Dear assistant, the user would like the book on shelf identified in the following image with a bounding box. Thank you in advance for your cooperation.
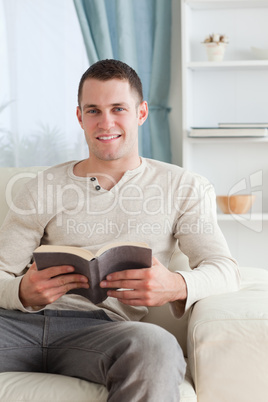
[189,127,268,138]
[218,123,268,128]
[33,242,152,304]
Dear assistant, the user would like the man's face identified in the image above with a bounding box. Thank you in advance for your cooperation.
[76,78,148,163]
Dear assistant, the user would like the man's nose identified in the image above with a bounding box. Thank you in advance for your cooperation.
[98,112,115,130]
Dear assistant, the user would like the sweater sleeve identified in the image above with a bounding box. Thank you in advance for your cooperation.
[170,173,240,318]
[0,185,45,311]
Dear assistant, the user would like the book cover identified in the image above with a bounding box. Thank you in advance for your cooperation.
[33,242,152,304]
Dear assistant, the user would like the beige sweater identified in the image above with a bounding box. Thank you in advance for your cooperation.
[0,158,240,320]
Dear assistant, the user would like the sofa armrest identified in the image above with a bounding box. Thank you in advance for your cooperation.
[187,267,268,402]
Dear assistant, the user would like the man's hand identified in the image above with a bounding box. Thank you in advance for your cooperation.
[100,257,187,307]
[19,262,89,307]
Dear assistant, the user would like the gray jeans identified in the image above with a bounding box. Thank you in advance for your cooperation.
[0,308,186,401]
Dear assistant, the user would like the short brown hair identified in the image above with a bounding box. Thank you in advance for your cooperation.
[77,59,143,107]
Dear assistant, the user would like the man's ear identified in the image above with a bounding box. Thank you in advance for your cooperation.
[138,101,148,126]
[76,106,83,129]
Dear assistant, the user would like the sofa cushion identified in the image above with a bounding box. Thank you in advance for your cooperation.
[0,361,196,402]
[0,372,108,402]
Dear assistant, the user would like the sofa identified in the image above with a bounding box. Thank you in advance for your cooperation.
[0,166,268,402]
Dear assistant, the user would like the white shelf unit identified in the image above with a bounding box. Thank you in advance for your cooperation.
[185,0,268,10]
[217,213,268,222]
[188,136,268,144]
[180,0,268,268]
[187,60,268,70]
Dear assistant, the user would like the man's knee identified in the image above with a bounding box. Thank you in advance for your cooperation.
[107,322,185,401]
[124,322,185,367]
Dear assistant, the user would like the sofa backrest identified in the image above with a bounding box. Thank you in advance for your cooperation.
[0,167,47,226]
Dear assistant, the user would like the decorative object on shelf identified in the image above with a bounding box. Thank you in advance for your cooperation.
[216,195,256,214]
[251,46,268,60]
[202,33,228,61]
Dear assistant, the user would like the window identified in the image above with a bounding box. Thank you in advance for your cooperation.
[0,0,89,166]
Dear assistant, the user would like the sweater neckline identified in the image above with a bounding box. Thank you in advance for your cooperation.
[67,158,147,191]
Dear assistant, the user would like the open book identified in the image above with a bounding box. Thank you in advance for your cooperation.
[33,242,152,304]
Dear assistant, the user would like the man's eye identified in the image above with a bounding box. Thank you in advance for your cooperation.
[87,109,98,114]
[114,107,124,112]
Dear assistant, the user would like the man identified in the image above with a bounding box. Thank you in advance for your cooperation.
[0,59,240,401]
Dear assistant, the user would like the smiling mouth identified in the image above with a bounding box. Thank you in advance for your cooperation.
[97,134,121,141]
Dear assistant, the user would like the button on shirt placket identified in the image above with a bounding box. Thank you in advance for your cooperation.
[90,177,101,191]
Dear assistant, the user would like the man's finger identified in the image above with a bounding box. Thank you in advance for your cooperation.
[36,264,76,279]
[105,268,150,282]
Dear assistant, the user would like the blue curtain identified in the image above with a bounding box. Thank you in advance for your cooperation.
[73,0,172,163]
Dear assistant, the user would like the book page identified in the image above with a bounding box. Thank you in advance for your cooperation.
[34,245,95,261]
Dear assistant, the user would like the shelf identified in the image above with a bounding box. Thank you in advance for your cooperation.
[185,0,268,10]
[186,136,268,144]
[187,60,268,71]
[217,213,268,222]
